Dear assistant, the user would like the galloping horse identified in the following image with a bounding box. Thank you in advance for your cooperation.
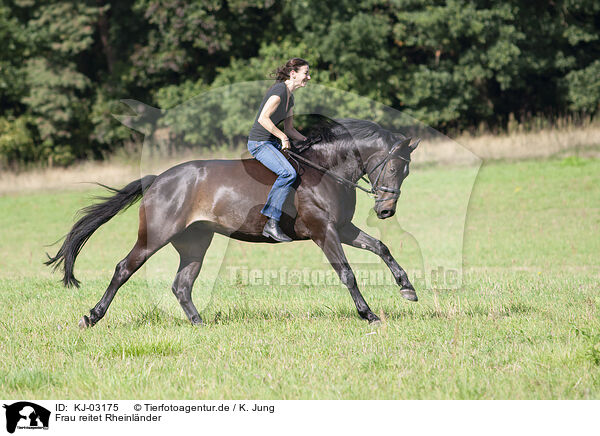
[46,118,420,327]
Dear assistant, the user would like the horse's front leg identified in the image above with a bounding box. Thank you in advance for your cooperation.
[312,223,380,323]
[339,223,418,301]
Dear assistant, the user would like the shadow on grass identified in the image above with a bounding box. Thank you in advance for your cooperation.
[90,297,536,327]
[204,304,362,325]
[115,306,191,329]
[382,301,535,321]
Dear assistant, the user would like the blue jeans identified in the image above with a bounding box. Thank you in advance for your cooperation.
[247,140,297,221]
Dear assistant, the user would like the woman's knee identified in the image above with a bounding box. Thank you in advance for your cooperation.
[281,166,297,182]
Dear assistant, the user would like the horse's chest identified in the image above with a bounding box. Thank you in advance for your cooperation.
[295,183,356,229]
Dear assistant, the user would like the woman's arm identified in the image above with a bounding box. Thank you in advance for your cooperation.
[284,108,307,142]
[258,96,290,148]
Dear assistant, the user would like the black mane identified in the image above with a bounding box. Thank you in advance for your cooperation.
[288,115,406,173]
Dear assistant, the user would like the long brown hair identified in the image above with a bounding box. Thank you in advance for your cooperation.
[271,58,309,82]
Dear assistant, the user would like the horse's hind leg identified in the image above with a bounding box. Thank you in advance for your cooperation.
[80,239,155,328]
[80,205,181,328]
[170,226,214,325]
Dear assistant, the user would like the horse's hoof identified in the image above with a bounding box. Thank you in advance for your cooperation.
[369,318,382,326]
[367,313,381,324]
[400,288,418,302]
[190,315,204,326]
[78,315,91,329]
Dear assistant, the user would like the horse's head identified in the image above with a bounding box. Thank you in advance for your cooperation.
[365,137,420,219]
[296,117,420,219]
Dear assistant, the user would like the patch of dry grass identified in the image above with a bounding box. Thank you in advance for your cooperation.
[0,160,140,195]
[0,148,245,195]
[414,124,600,166]
[459,124,600,159]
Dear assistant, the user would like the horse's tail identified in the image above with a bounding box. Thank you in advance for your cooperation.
[45,175,157,288]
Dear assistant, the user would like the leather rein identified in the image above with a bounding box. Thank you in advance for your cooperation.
[285,137,413,202]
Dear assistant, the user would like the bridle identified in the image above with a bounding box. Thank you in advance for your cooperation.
[362,138,412,203]
[285,137,415,201]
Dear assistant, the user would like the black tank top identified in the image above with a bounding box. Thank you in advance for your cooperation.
[248,82,294,141]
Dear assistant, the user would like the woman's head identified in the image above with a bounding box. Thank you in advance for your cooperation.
[273,58,310,88]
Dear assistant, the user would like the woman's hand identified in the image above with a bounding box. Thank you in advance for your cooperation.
[281,137,291,150]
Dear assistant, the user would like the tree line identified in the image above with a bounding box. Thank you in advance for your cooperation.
[1,0,599,167]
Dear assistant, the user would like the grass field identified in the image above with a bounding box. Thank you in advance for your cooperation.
[0,155,599,399]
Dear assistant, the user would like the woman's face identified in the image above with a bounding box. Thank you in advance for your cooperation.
[292,65,311,88]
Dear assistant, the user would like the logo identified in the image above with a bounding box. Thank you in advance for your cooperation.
[3,402,50,433]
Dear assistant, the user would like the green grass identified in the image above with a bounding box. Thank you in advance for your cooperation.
[0,156,599,399]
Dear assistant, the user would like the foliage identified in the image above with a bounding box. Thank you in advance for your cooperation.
[0,1,27,109]
[0,0,599,166]
[22,58,93,165]
[0,116,37,165]
[566,60,600,113]
[90,86,138,149]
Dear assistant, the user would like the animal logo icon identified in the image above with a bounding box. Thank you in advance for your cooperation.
[3,402,50,434]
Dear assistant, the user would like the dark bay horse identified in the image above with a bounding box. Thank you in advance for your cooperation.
[46,118,420,327]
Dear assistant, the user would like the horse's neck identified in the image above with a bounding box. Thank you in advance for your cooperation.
[304,143,366,182]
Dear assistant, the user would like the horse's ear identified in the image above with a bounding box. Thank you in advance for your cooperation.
[409,138,421,152]
[399,138,412,149]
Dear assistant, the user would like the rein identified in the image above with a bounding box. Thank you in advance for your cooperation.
[285,138,413,200]
[286,149,374,194]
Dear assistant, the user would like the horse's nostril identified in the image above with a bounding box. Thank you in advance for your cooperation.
[380,209,394,218]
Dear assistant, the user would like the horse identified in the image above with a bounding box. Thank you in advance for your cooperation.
[46,117,420,328]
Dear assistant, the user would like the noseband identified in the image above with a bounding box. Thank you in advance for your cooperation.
[363,138,411,203]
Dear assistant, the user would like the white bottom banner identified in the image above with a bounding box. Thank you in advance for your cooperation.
[0,400,596,435]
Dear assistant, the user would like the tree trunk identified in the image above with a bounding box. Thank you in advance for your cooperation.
[96,0,115,74]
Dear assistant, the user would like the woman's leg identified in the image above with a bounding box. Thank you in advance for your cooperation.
[248,141,297,221]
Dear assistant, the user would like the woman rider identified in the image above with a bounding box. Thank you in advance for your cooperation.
[247,58,311,242]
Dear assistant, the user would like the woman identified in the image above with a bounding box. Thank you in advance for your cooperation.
[247,58,311,242]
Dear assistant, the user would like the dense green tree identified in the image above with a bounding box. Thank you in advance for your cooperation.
[391,0,600,128]
[0,1,28,112]
[20,1,100,164]
[129,0,281,90]
[562,0,600,114]
[286,0,397,103]
[567,60,600,113]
